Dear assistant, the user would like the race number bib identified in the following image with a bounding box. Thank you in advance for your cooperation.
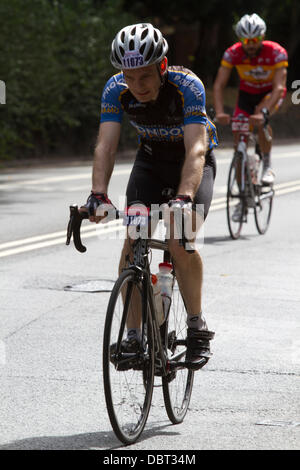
[123,204,149,227]
[122,51,145,68]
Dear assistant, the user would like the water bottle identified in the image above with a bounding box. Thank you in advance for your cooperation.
[157,262,174,320]
[151,274,164,326]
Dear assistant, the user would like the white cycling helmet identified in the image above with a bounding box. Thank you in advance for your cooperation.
[235,14,266,38]
[110,23,168,69]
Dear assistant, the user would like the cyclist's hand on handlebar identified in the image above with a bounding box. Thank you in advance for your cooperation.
[80,192,116,223]
[215,113,231,125]
[168,195,193,211]
[168,194,194,227]
[168,195,198,253]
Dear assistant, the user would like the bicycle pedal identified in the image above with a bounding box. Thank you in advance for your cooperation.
[185,357,209,371]
[166,370,177,383]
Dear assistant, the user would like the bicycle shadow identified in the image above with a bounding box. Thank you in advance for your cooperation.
[203,234,256,245]
[0,424,180,450]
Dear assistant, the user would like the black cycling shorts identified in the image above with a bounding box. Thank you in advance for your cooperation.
[236,90,270,116]
[126,149,216,220]
[234,89,286,118]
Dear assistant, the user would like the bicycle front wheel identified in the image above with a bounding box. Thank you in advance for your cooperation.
[103,269,155,445]
[162,277,194,424]
[254,185,274,234]
[227,152,246,240]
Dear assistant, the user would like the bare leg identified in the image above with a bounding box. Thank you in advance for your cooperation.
[167,211,207,330]
[118,237,142,331]
[257,124,272,155]
[257,123,273,170]
[170,244,203,316]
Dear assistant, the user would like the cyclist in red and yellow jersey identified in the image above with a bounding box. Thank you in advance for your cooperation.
[213,13,288,185]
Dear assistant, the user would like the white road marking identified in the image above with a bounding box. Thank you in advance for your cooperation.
[1,179,299,258]
[0,222,125,258]
[214,150,300,165]
[0,150,299,190]
[0,168,132,190]
[275,184,300,196]
[0,218,123,250]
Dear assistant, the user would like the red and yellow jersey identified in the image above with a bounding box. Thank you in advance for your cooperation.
[221,40,288,94]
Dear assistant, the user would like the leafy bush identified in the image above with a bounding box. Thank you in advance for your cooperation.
[0,0,136,160]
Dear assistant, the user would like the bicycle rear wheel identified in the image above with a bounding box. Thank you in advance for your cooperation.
[254,185,274,234]
[162,277,194,424]
[227,152,246,239]
[103,269,155,444]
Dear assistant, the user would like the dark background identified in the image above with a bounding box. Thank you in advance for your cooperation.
[0,0,299,162]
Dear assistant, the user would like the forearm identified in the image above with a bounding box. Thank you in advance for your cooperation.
[213,84,225,114]
[92,142,116,193]
[213,66,231,117]
[257,85,285,114]
[257,68,287,114]
[177,140,206,198]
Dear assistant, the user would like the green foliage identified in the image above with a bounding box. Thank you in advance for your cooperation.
[0,0,299,160]
[125,0,300,85]
[0,0,136,160]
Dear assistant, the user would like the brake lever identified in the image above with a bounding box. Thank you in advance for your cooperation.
[66,205,89,253]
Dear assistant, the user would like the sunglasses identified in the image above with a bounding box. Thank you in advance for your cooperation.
[240,36,263,45]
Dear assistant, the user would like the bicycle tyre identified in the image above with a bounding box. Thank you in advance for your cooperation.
[226,152,246,240]
[162,276,194,424]
[103,269,155,444]
[254,185,274,235]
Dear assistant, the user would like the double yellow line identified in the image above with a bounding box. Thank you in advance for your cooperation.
[1,179,300,259]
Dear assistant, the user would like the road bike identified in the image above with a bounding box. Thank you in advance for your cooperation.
[66,201,206,444]
[226,115,275,239]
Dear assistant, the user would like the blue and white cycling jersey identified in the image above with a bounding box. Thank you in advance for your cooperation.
[100,66,218,159]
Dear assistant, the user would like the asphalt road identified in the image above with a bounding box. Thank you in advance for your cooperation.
[0,142,299,451]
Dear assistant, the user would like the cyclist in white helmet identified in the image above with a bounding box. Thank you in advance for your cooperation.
[213,13,288,189]
[81,23,218,369]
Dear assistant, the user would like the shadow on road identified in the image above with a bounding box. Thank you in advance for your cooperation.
[0,424,180,450]
[203,235,255,245]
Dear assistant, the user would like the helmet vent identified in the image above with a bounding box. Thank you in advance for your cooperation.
[129,39,135,50]
[139,43,146,54]
[141,29,148,40]
[145,43,154,61]
[121,31,125,43]
[156,43,163,58]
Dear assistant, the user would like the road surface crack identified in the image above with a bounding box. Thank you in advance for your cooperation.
[207,367,298,377]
